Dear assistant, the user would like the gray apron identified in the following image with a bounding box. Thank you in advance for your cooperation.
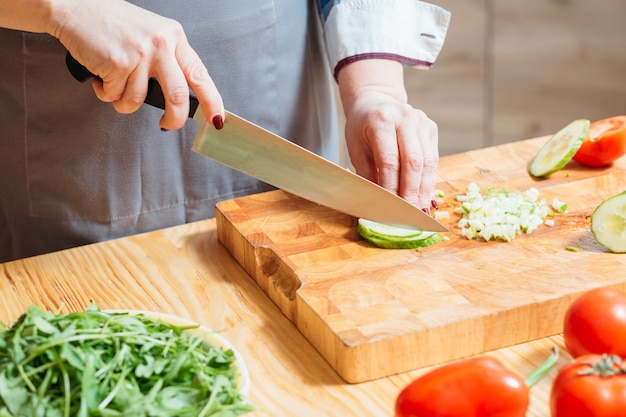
[0,0,338,262]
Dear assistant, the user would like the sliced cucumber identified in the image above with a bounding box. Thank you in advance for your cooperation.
[528,119,590,177]
[357,218,442,249]
[590,191,626,253]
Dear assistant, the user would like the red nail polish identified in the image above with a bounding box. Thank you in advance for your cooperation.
[421,207,431,215]
[212,114,224,130]
[431,199,439,209]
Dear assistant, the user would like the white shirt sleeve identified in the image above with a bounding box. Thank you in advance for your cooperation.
[322,0,451,77]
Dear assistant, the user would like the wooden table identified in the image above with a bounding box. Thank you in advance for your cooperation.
[1,137,602,416]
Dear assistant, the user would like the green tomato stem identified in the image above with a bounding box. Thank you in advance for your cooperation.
[578,354,626,377]
[525,346,559,388]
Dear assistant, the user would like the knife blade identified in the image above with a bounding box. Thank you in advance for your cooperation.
[66,53,447,232]
[192,111,447,231]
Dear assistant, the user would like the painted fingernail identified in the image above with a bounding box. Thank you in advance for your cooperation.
[212,114,224,130]
[421,207,431,215]
[431,199,439,209]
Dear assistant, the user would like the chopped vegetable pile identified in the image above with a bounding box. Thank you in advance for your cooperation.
[455,182,564,242]
[0,304,252,417]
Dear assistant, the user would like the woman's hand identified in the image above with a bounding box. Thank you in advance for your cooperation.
[337,59,439,210]
[1,0,223,130]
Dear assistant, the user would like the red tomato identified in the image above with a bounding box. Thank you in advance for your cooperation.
[573,115,626,167]
[550,354,626,417]
[395,356,528,417]
[563,287,626,358]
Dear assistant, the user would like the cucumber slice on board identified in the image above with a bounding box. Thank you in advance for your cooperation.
[528,119,590,177]
[358,218,442,249]
[591,191,626,253]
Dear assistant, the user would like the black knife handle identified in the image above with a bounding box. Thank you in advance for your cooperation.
[65,52,199,118]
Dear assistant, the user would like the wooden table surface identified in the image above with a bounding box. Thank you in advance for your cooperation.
[0,137,596,417]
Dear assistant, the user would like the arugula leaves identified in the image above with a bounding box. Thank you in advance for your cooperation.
[0,304,253,416]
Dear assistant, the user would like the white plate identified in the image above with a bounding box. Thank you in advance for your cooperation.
[108,310,250,396]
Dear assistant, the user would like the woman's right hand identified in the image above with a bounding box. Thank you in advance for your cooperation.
[31,0,223,130]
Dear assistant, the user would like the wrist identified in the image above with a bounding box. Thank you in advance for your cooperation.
[44,0,78,39]
[337,58,408,114]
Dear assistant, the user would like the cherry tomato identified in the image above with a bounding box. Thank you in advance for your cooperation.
[573,115,626,167]
[550,354,626,417]
[563,287,626,358]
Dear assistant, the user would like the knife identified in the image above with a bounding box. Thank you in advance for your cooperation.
[66,53,447,232]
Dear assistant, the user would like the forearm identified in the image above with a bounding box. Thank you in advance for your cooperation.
[0,0,71,35]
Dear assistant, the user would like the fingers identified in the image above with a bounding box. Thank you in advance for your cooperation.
[92,64,150,114]
[395,120,422,207]
[369,121,402,197]
[397,112,439,209]
[91,69,128,104]
[356,106,439,210]
[86,21,222,130]
[177,44,224,128]
[346,128,377,183]
[153,55,191,130]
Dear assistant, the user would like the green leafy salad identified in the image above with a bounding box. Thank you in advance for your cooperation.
[0,304,252,417]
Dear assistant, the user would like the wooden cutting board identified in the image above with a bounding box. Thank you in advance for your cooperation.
[215,136,626,383]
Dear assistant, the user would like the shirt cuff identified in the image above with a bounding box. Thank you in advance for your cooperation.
[323,0,451,77]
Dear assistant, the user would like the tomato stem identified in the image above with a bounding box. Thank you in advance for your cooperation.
[579,354,626,377]
[524,346,559,388]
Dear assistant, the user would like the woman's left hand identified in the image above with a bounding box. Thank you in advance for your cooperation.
[337,59,439,211]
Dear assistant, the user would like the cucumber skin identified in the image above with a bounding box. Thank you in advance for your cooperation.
[590,190,626,253]
[358,222,442,249]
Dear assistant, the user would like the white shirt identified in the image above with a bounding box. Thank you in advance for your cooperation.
[320,0,451,77]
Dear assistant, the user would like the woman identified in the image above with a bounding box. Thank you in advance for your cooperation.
[0,0,450,261]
